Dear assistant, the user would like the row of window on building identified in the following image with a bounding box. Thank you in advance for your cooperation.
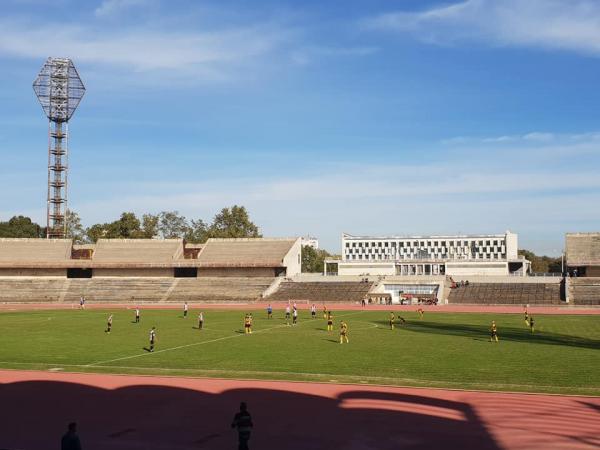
[344,239,505,249]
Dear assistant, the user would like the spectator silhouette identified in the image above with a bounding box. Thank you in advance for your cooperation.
[61,422,82,450]
[231,401,253,450]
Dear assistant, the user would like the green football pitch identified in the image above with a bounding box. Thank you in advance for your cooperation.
[0,308,598,395]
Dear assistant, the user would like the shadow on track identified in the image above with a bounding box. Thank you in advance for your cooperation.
[0,379,503,450]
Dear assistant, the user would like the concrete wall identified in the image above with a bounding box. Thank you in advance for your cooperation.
[197,267,276,277]
[337,262,396,276]
[0,268,66,277]
[283,238,302,277]
[505,231,519,260]
[445,262,508,277]
[93,268,173,277]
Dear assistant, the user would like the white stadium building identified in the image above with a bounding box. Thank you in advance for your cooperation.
[325,231,530,277]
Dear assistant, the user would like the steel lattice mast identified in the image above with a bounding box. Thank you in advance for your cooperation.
[33,58,85,239]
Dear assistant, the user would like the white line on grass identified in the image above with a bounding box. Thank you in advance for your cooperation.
[86,311,366,367]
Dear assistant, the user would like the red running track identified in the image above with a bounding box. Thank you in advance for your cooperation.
[1,370,598,450]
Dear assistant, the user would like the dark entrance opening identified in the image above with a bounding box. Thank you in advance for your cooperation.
[67,268,92,278]
[174,267,198,278]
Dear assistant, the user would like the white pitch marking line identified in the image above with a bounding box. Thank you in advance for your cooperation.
[86,310,366,367]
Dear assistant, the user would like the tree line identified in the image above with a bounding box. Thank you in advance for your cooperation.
[518,249,563,273]
[0,205,261,244]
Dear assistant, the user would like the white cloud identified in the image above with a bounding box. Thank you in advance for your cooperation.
[60,131,600,252]
[364,0,600,56]
[442,130,600,146]
[95,0,149,17]
[0,19,290,82]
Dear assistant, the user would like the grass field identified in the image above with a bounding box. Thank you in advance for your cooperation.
[0,308,598,395]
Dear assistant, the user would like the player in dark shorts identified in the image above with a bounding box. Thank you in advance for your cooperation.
[135,307,140,323]
[183,302,189,318]
[292,308,298,326]
[149,327,156,352]
[285,305,291,325]
[244,314,252,334]
[267,304,273,319]
[105,314,113,333]
[311,304,316,318]
[529,316,535,334]
[327,311,333,332]
[389,312,396,330]
[198,311,204,330]
[490,320,498,343]
[524,308,529,326]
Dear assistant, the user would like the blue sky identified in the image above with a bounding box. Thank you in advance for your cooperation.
[1,0,599,254]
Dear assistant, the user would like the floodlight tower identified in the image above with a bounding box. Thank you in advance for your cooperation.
[33,58,85,239]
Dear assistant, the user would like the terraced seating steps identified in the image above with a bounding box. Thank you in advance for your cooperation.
[448,283,562,305]
[267,281,374,303]
[569,278,600,305]
[0,277,275,304]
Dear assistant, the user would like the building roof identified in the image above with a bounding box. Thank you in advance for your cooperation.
[92,239,183,263]
[197,238,298,267]
[0,238,72,262]
[342,232,512,240]
[566,233,600,266]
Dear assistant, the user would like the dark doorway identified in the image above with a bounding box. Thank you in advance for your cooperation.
[174,267,198,278]
[67,268,92,278]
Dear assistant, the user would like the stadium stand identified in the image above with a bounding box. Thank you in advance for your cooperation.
[0,238,71,262]
[93,239,183,262]
[569,278,600,305]
[198,238,297,267]
[0,277,274,304]
[0,278,69,302]
[267,281,374,303]
[448,282,563,305]
[64,278,175,303]
[566,233,600,277]
[167,277,274,302]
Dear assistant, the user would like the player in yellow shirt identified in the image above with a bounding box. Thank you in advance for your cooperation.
[490,320,499,343]
[323,305,328,319]
[339,321,349,344]
[244,314,252,334]
[389,312,395,330]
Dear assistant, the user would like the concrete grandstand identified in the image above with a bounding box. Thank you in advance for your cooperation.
[0,237,301,304]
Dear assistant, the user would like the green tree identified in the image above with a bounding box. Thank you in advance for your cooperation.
[0,216,45,238]
[158,211,190,239]
[518,249,562,273]
[65,210,86,243]
[301,246,332,273]
[86,212,143,242]
[140,214,159,239]
[207,205,261,239]
[185,219,208,243]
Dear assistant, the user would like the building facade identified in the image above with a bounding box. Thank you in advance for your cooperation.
[325,231,528,277]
